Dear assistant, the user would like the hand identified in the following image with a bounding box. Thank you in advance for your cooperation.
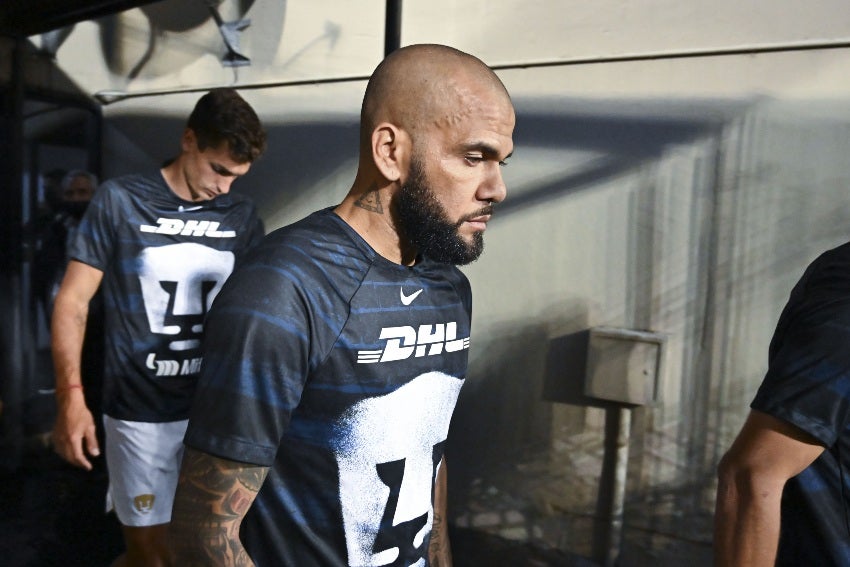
[52,390,100,470]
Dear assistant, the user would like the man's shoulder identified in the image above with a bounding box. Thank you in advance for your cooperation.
[799,241,850,292]
[265,208,353,247]
[213,190,258,213]
[98,172,162,198]
[812,240,850,263]
[242,209,370,278]
[216,210,372,315]
[768,241,850,353]
[222,189,255,204]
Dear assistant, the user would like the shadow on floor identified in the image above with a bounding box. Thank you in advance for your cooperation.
[1,363,592,567]
[451,527,599,566]
[0,439,123,567]
[0,442,593,567]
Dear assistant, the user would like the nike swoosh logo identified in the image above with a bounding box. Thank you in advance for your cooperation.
[178,205,204,212]
[400,288,423,306]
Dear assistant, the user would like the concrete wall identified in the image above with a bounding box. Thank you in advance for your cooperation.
[34,1,850,564]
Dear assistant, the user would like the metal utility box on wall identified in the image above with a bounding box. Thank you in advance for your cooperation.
[584,327,666,406]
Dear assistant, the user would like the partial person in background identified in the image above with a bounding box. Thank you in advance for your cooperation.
[35,169,98,316]
[34,170,107,449]
[33,167,69,327]
[36,167,69,226]
[170,44,515,566]
[715,241,850,565]
[51,88,266,566]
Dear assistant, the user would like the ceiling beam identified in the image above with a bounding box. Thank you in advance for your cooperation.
[0,0,159,38]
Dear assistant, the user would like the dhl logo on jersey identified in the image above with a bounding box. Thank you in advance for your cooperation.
[357,322,469,364]
[140,218,236,238]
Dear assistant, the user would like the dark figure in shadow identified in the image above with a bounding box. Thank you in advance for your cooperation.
[34,170,106,449]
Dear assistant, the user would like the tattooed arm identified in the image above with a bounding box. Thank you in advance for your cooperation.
[429,456,452,567]
[170,447,269,566]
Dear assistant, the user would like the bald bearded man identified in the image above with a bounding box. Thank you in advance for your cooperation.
[170,44,515,566]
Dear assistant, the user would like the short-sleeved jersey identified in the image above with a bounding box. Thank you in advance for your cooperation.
[184,208,472,567]
[70,171,264,422]
[751,241,850,565]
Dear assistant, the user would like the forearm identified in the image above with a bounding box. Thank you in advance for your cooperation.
[714,473,783,566]
[429,458,452,567]
[171,448,267,566]
[51,291,88,389]
[169,504,253,566]
[714,410,825,566]
[429,509,451,567]
[50,291,100,467]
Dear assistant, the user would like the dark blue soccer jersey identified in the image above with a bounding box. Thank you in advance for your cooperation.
[751,241,850,565]
[184,208,472,567]
[69,171,263,422]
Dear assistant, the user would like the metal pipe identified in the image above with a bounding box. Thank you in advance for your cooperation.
[93,36,850,105]
[0,37,28,471]
[605,406,632,567]
[384,0,402,56]
[490,37,850,71]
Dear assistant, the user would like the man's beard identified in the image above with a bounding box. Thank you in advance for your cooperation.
[395,157,490,265]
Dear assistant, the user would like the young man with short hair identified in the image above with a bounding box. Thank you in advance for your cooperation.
[52,88,266,566]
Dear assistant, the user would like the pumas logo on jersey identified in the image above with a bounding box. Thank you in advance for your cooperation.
[140,218,236,238]
[357,322,469,364]
[138,243,234,352]
[400,288,423,306]
[333,372,463,566]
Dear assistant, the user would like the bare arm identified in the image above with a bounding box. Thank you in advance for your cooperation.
[51,260,103,470]
[429,456,452,567]
[714,409,825,566]
[170,447,269,566]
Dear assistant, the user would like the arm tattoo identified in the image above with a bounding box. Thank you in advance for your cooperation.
[354,183,384,213]
[171,448,269,566]
[429,511,450,567]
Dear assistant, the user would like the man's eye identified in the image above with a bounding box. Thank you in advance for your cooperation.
[499,160,509,167]
[465,156,484,165]
[211,163,235,176]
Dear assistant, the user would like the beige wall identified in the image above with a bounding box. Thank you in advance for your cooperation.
[404,0,850,64]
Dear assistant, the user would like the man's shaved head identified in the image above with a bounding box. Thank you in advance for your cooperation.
[343,43,515,267]
[360,44,512,148]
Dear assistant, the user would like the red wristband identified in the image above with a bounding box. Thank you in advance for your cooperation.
[56,384,84,394]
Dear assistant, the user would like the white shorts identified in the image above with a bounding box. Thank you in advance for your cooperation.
[103,415,188,527]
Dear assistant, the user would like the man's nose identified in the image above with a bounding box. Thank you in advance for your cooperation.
[480,164,507,204]
[217,176,235,195]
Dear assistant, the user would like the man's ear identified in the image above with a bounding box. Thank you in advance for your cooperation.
[371,123,409,182]
[181,128,197,153]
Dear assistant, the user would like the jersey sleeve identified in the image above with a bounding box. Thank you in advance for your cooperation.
[184,246,313,466]
[248,213,265,248]
[752,293,850,448]
[232,204,264,269]
[67,180,118,270]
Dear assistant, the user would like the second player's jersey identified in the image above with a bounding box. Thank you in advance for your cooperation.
[752,241,850,565]
[70,171,264,422]
[185,208,472,566]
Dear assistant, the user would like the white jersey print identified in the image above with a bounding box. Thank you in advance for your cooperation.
[334,371,463,567]
[138,243,235,351]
